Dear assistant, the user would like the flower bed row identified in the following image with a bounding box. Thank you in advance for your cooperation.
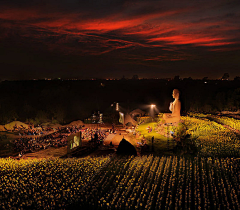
[181,116,240,157]
[1,156,239,209]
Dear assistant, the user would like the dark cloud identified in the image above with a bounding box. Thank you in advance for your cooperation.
[0,0,240,80]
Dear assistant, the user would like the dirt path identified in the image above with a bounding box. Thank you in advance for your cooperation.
[22,146,67,159]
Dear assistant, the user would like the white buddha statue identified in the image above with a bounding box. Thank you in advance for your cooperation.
[163,89,181,124]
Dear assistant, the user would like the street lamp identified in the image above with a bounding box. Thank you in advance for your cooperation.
[151,104,156,109]
[150,104,156,119]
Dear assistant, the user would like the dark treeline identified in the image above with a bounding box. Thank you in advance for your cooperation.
[0,78,239,125]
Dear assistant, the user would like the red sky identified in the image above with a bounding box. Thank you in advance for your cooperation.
[0,0,240,80]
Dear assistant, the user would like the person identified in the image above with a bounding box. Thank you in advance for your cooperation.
[151,136,154,152]
[163,89,181,124]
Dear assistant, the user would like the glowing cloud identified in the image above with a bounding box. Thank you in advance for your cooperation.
[0,0,240,78]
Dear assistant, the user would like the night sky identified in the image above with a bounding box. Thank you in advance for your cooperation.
[0,0,240,80]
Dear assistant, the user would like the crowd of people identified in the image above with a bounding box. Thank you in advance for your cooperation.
[147,126,153,133]
[81,127,111,142]
[14,131,69,156]
[13,124,111,157]
[8,123,58,136]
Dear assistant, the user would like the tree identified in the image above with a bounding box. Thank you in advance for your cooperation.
[216,92,226,111]
[234,76,240,81]
[174,75,180,81]
[202,77,208,81]
[52,106,66,124]
[35,110,49,125]
[221,73,229,80]
[132,75,139,80]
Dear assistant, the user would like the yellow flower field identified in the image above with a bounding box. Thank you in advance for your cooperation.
[181,115,240,157]
[0,156,239,209]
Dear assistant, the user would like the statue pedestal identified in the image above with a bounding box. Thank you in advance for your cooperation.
[164,123,177,150]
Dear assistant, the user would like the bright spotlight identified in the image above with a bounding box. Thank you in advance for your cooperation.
[151,104,156,108]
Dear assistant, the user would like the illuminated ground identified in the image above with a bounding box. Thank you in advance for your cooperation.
[136,122,177,155]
